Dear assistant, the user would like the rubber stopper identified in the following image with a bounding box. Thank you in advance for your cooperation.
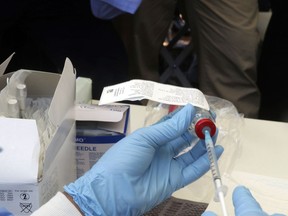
[195,118,216,139]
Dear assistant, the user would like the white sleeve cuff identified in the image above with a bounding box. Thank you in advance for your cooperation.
[31,192,83,216]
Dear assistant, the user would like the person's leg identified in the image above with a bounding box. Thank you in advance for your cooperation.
[115,0,178,82]
[258,0,288,122]
[184,0,261,118]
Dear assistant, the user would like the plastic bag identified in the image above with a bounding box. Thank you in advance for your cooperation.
[144,95,244,203]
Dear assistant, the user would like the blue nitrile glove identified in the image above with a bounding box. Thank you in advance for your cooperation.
[0,208,14,216]
[233,186,285,216]
[202,211,217,216]
[90,0,142,19]
[202,185,285,216]
[64,104,224,216]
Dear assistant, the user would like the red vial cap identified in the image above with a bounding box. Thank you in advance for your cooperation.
[195,118,216,139]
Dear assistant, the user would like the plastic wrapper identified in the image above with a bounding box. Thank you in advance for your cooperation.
[144,95,244,203]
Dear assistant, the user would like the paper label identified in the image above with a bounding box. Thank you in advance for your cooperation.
[0,185,39,215]
[99,79,209,110]
[76,143,114,178]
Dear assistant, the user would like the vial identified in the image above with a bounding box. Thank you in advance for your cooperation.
[7,98,20,118]
[16,83,27,117]
[189,107,216,139]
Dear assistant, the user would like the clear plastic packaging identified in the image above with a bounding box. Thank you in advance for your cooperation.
[144,95,244,203]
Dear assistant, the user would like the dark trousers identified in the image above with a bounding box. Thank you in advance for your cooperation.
[258,0,288,121]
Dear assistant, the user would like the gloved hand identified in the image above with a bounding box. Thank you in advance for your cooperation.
[65,104,223,216]
[233,186,285,216]
[90,0,142,19]
[0,208,13,216]
[202,185,285,216]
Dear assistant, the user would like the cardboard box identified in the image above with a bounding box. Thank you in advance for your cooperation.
[75,104,129,177]
[0,56,77,215]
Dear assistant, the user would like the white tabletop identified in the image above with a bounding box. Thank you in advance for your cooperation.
[233,118,288,179]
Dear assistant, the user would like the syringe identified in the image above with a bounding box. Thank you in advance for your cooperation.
[204,130,228,216]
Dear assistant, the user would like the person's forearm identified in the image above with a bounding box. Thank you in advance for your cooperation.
[31,192,83,216]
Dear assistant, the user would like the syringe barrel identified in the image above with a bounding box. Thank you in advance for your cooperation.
[189,107,216,139]
[205,132,221,180]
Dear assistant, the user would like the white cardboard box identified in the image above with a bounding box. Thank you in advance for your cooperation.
[0,56,77,215]
[75,104,129,177]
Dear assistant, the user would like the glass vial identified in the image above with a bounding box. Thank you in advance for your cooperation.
[189,107,216,139]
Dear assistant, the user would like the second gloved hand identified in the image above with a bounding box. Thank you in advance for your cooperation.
[202,185,286,216]
[0,208,13,216]
[233,186,285,216]
[65,104,224,216]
